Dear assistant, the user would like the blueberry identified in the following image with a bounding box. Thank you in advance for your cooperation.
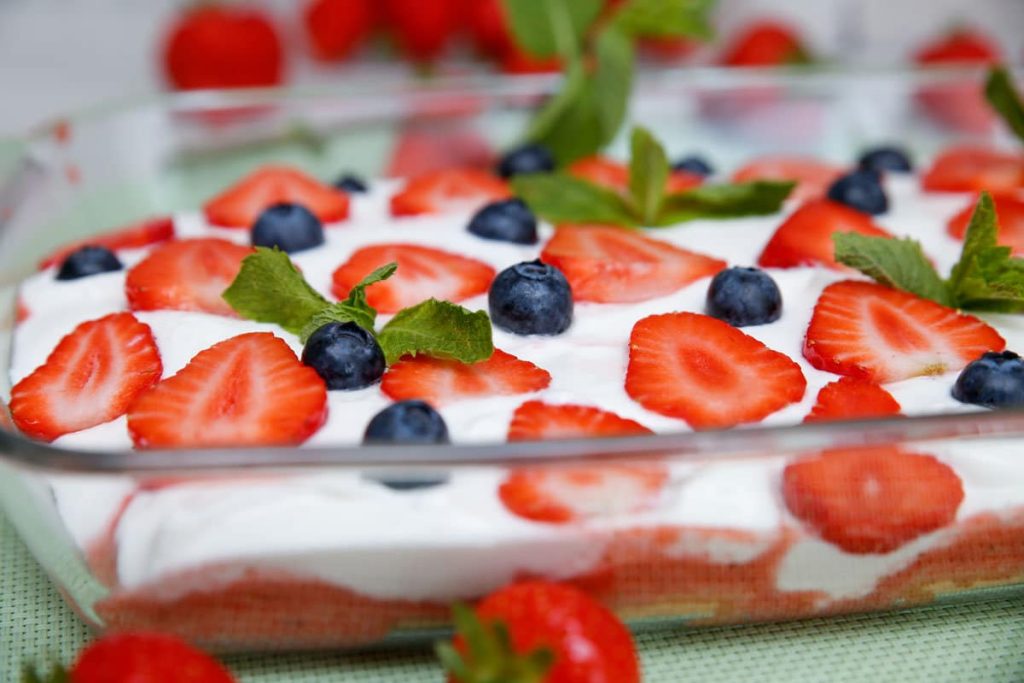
[826,170,889,215]
[705,267,782,327]
[334,173,368,193]
[489,260,573,336]
[363,471,450,491]
[858,146,913,175]
[952,351,1024,409]
[467,199,538,245]
[55,245,123,280]
[363,400,450,444]
[497,143,556,179]
[672,155,714,177]
[302,322,385,390]
[251,203,325,253]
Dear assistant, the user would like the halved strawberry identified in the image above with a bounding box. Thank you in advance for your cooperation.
[127,332,327,448]
[757,199,892,270]
[567,156,703,193]
[540,224,725,303]
[732,156,843,201]
[10,313,162,442]
[389,168,509,216]
[381,349,550,406]
[507,400,652,441]
[38,216,175,270]
[921,146,1024,195]
[331,243,495,314]
[498,464,669,523]
[803,377,901,423]
[125,238,254,317]
[948,195,1024,254]
[625,312,806,429]
[782,446,963,554]
[203,165,350,228]
[803,280,1005,383]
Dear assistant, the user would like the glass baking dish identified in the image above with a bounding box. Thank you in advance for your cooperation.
[2,66,1024,652]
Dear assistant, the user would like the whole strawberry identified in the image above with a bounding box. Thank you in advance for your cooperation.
[381,0,461,63]
[304,0,376,62]
[437,581,641,683]
[163,5,285,90]
[720,20,810,67]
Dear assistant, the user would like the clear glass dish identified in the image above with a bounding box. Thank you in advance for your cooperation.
[2,66,1024,652]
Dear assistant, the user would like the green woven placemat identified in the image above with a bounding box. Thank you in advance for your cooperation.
[2,511,1023,682]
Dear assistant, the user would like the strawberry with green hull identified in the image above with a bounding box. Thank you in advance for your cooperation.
[203,166,350,228]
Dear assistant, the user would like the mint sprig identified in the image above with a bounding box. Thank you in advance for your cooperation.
[222,248,331,335]
[835,192,1024,313]
[378,299,493,365]
[298,262,396,341]
[985,66,1024,144]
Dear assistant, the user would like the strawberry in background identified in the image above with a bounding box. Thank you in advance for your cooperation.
[163,5,285,90]
[719,20,811,67]
[381,0,462,63]
[304,0,376,62]
[914,28,1002,133]
[465,0,562,74]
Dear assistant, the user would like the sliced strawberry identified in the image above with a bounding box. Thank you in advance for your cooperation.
[567,156,703,193]
[125,238,254,317]
[39,216,175,269]
[507,400,652,441]
[10,313,162,442]
[499,464,669,523]
[782,446,964,554]
[948,195,1024,254]
[803,377,901,423]
[921,146,1024,195]
[625,312,806,429]
[389,168,509,216]
[127,332,327,448]
[757,199,892,270]
[331,243,495,314]
[803,280,1005,383]
[386,129,494,179]
[203,165,350,228]
[540,224,725,303]
[381,349,550,406]
[732,156,844,201]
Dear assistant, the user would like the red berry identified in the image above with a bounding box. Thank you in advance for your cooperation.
[466,0,515,58]
[757,199,892,270]
[732,156,843,202]
[948,194,1024,254]
[507,400,652,441]
[38,216,175,270]
[921,146,1024,195]
[567,155,703,193]
[204,165,350,229]
[381,0,461,62]
[304,0,375,62]
[915,28,1000,65]
[389,168,509,216]
[70,631,235,683]
[720,20,810,67]
[382,349,550,406]
[803,377,901,423]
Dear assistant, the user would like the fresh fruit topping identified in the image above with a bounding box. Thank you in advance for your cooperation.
[66,632,236,683]
[438,581,640,683]
[568,155,702,194]
[303,0,374,62]
[540,224,725,303]
[466,0,514,59]
[331,244,495,314]
[672,155,714,177]
[858,146,914,174]
[334,173,369,193]
[380,0,460,62]
[826,170,889,215]
[782,447,964,554]
[626,312,806,429]
[363,400,450,444]
[302,321,386,390]
[498,464,668,523]
[10,313,162,442]
[204,166,350,228]
[489,261,573,336]
[55,245,123,281]
[719,20,810,67]
[389,168,510,217]
[732,156,843,201]
[499,46,564,75]
[467,198,539,245]
[497,143,557,179]
[915,28,1000,65]
[381,349,550,406]
[507,400,652,441]
[705,266,782,327]
[757,198,892,270]
[921,146,1024,194]
[162,5,284,90]
[251,203,325,253]
[125,238,253,317]
[38,216,175,270]
[127,332,327,448]
[951,350,1024,409]
[386,128,495,179]
[803,377,902,423]
[948,194,1024,254]
[803,280,1005,383]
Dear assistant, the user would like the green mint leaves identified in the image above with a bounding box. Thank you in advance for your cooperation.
[835,192,1024,313]
[512,126,794,227]
[222,249,494,363]
[985,66,1024,144]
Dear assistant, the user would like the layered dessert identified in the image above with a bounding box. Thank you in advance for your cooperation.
[8,136,1024,648]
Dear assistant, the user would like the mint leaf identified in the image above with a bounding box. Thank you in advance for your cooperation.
[985,66,1024,144]
[614,0,715,39]
[501,0,602,59]
[655,180,795,225]
[628,126,668,225]
[222,248,328,335]
[377,299,494,365]
[526,60,587,144]
[511,173,639,225]
[948,192,1024,312]
[834,232,952,306]
[592,26,635,151]
[298,262,397,342]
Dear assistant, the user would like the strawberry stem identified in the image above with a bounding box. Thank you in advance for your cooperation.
[436,602,554,683]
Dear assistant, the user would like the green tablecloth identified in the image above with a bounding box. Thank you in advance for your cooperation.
[2,512,1023,682]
